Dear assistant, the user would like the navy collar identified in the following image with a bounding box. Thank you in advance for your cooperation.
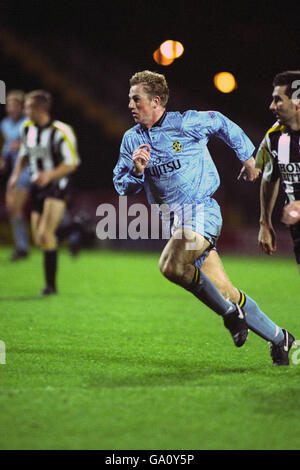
[152,110,167,127]
[140,110,167,130]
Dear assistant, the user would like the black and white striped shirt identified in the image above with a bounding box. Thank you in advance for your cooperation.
[255,122,300,202]
[18,119,80,188]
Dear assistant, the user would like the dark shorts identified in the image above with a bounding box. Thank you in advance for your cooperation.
[30,181,70,214]
[290,220,300,264]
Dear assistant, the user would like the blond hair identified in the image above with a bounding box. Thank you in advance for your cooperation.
[130,70,169,107]
[7,89,25,104]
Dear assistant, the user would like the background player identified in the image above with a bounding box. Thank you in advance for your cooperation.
[255,71,300,273]
[9,90,80,295]
[0,90,30,260]
[113,70,295,366]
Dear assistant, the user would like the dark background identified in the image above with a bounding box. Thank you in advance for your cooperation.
[0,0,299,232]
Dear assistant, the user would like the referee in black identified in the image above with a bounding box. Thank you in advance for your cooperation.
[255,70,300,273]
[9,90,80,294]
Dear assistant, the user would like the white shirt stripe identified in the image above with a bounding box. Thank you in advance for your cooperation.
[278,134,291,164]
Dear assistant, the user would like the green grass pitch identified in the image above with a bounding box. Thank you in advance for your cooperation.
[0,247,300,450]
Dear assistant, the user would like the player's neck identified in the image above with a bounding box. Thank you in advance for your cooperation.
[34,113,51,128]
[146,108,165,129]
[9,113,23,123]
[285,113,300,131]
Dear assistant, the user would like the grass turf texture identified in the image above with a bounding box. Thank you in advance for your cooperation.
[0,247,300,450]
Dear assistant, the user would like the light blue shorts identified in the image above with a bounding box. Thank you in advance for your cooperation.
[163,196,222,269]
[13,166,31,190]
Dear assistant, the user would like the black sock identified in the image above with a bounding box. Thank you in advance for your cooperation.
[43,249,57,289]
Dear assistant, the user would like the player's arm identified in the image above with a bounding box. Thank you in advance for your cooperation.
[132,144,151,175]
[254,132,280,254]
[8,120,31,185]
[8,154,28,189]
[212,112,260,181]
[186,110,260,180]
[258,177,280,255]
[238,156,261,182]
[0,128,5,171]
[113,135,148,195]
[0,156,5,172]
[0,127,10,172]
[35,162,77,188]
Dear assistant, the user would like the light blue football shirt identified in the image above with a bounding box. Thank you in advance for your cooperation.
[113,110,255,208]
[0,114,27,168]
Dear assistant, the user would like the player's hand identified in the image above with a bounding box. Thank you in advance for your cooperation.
[281,201,300,225]
[132,144,151,175]
[258,223,277,255]
[35,171,51,188]
[238,157,261,182]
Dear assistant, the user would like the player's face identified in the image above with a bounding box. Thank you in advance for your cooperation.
[24,98,43,123]
[128,84,156,128]
[6,99,23,121]
[269,85,297,124]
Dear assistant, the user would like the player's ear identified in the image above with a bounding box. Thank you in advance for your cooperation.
[152,95,161,108]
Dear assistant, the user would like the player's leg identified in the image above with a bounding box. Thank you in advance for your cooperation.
[159,228,210,286]
[37,197,66,294]
[201,249,240,302]
[5,186,29,260]
[30,210,41,247]
[159,228,235,313]
[289,222,300,275]
[159,228,248,346]
[202,249,286,343]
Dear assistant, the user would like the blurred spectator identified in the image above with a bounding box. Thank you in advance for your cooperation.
[0,90,30,260]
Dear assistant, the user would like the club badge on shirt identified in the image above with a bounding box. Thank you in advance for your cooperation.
[173,141,182,153]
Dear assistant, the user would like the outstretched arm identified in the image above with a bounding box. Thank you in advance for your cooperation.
[185,111,258,178]
[258,177,280,255]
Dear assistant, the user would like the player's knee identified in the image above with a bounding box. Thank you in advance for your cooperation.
[5,198,15,216]
[11,207,23,218]
[159,258,185,284]
[31,227,41,247]
[159,257,170,278]
[34,233,43,247]
[37,229,51,248]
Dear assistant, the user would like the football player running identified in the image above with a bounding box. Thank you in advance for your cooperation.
[113,70,295,366]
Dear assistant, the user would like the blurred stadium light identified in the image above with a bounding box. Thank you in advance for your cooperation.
[153,40,184,66]
[213,72,237,93]
[153,48,174,66]
[160,40,184,60]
